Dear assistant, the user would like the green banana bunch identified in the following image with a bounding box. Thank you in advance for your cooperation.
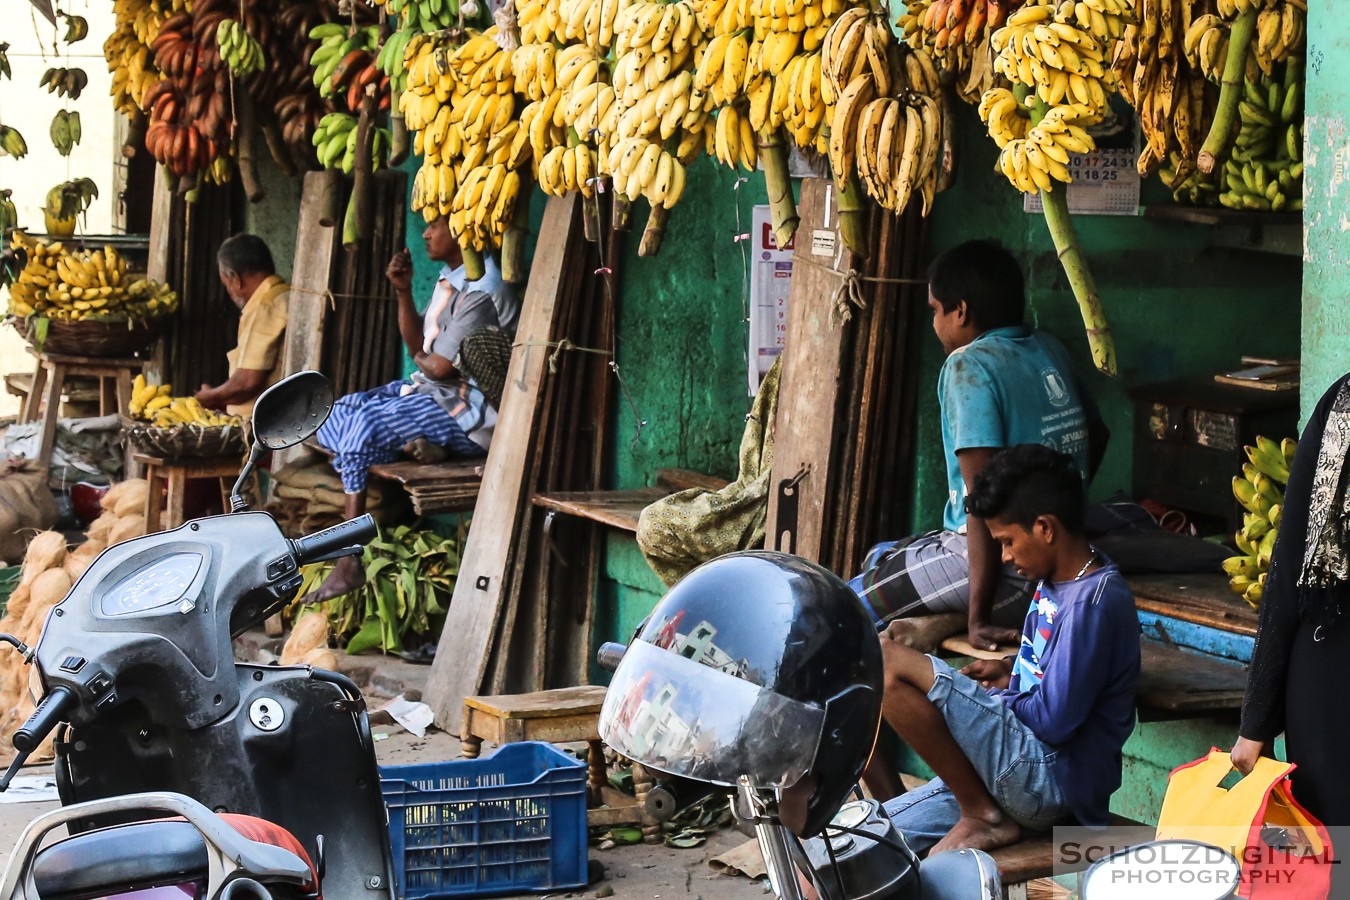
[312,112,358,168]
[1247,434,1292,485]
[0,43,11,80]
[49,110,81,157]
[39,67,88,100]
[307,24,382,98]
[374,27,415,95]
[1220,58,1303,212]
[1225,435,1297,608]
[61,12,89,44]
[0,126,28,159]
[385,0,467,34]
[217,20,266,77]
[0,190,17,233]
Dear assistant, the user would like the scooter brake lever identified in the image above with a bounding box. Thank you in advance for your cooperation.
[304,544,365,565]
[0,750,30,792]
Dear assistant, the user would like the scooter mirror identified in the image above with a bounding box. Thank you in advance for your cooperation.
[250,370,334,450]
[227,372,334,513]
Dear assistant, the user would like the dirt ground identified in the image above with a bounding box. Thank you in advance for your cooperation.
[0,645,773,900]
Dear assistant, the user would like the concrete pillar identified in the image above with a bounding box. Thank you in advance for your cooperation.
[1301,2,1350,422]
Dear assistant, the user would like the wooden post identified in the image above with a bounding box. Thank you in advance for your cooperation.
[764,178,858,564]
[143,173,175,385]
[274,171,340,472]
[424,195,583,734]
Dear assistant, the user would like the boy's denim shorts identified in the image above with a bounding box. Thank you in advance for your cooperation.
[883,655,1068,854]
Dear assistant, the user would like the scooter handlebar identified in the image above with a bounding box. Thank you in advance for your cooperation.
[13,685,75,753]
[596,642,626,673]
[290,514,378,566]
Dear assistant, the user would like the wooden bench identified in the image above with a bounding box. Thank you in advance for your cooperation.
[937,572,1251,721]
[989,813,1151,898]
[531,468,731,532]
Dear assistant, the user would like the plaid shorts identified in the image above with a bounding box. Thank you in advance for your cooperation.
[849,530,1034,627]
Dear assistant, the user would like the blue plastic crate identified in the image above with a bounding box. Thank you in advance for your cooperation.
[379,742,588,899]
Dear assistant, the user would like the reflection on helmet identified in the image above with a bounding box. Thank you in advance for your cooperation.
[599,551,884,838]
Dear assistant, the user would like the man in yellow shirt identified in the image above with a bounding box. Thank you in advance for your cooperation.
[196,234,289,418]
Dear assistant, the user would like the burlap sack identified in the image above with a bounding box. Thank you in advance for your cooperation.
[0,460,59,567]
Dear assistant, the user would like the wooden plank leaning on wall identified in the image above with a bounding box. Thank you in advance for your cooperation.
[766,178,859,564]
[424,195,584,734]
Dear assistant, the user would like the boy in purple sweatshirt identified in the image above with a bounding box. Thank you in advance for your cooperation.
[878,444,1140,855]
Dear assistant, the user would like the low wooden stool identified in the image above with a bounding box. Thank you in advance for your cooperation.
[135,452,242,533]
[19,351,146,472]
[461,685,662,842]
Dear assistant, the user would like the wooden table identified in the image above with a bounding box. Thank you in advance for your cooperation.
[460,685,663,841]
[135,451,242,532]
[18,351,146,472]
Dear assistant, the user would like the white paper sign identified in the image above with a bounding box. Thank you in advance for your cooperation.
[748,205,794,394]
[1022,148,1141,216]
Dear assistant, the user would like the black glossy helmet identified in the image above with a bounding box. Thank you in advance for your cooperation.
[599,551,884,838]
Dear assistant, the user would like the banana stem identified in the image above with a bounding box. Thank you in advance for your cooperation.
[1032,98,1115,376]
[582,193,602,242]
[389,92,410,166]
[836,171,870,258]
[638,205,670,257]
[758,127,799,249]
[235,92,265,204]
[612,191,633,231]
[1040,187,1115,375]
[461,243,486,280]
[501,175,533,284]
[345,90,377,251]
[259,119,297,177]
[341,188,360,246]
[1198,9,1258,174]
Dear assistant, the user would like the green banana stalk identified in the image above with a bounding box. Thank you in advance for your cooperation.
[291,523,461,655]
[0,43,11,80]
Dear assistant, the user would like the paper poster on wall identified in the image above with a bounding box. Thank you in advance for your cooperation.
[748,204,794,394]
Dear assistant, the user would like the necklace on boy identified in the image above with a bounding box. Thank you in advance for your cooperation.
[1072,547,1100,581]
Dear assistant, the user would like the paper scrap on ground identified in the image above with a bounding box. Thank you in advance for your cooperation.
[0,775,59,803]
[380,695,434,738]
[709,837,767,879]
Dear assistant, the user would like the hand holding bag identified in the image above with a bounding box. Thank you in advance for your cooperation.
[1156,748,1333,899]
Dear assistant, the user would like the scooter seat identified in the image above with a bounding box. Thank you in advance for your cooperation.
[31,814,320,900]
[32,820,210,899]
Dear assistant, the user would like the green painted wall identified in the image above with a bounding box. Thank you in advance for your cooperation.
[1300,1,1349,424]
[241,153,304,279]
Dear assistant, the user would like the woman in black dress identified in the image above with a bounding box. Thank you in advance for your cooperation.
[1233,372,1350,827]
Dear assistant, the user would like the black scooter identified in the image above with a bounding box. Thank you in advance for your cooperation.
[0,372,394,900]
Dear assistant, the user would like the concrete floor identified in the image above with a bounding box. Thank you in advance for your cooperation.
[0,643,773,900]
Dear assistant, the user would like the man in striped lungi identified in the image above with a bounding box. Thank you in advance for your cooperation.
[307,215,517,603]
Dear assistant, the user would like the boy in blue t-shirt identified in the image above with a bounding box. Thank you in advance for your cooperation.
[849,240,1108,658]
[878,444,1140,855]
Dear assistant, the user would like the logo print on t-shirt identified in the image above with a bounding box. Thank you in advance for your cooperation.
[1042,368,1071,408]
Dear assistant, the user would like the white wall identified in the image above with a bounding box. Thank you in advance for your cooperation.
[0,0,120,415]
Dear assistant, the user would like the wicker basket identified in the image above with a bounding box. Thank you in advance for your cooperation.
[122,417,246,460]
[11,314,168,358]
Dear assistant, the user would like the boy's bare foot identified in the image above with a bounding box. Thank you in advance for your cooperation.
[930,813,1021,855]
[403,438,448,464]
[305,555,366,604]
